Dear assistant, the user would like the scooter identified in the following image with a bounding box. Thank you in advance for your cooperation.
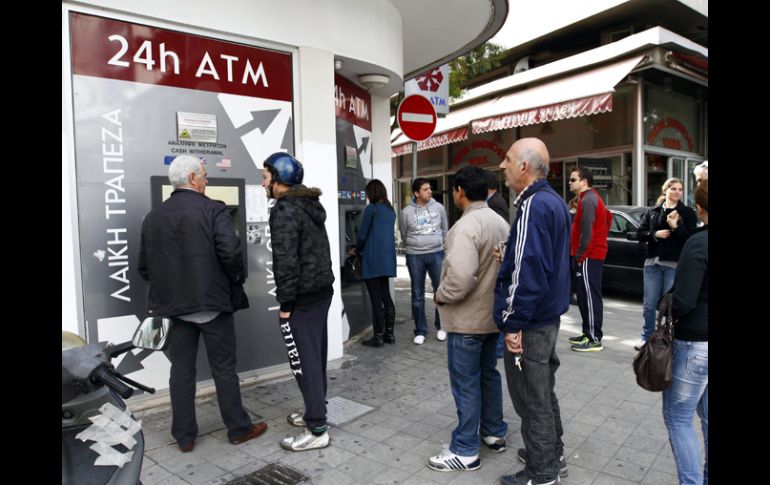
[62,316,172,485]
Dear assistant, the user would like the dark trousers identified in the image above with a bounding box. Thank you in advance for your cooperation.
[279,295,332,429]
[364,276,395,332]
[504,324,564,482]
[575,258,605,341]
[166,313,252,444]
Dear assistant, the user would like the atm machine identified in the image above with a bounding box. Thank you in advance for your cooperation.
[336,123,370,338]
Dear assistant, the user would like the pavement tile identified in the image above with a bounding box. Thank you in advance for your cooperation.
[390,449,433,474]
[614,446,658,468]
[384,432,428,451]
[622,433,667,454]
[313,468,358,485]
[177,462,228,485]
[640,468,680,484]
[567,450,612,471]
[139,464,175,485]
[576,438,621,457]
[603,457,648,482]
[337,454,387,480]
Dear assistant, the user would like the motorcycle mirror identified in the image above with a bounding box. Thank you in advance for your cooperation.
[132,316,172,350]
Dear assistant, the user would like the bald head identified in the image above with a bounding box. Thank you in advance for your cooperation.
[500,137,550,192]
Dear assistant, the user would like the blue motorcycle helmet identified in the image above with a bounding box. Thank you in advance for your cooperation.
[264,152,304,186]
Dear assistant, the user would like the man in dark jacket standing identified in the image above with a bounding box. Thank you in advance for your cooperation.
[494,138,571,485]
[262,152,335,452]
[566,167,612,352]
[138,155,267,453]
[485,170,510,223]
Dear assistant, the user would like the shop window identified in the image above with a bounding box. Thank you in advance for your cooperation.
[646,153,668,206]
[644,83,701,154]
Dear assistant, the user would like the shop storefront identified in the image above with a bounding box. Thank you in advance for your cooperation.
[392,28,707,218]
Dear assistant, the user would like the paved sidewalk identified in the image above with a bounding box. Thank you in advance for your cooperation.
[135,261,690,485]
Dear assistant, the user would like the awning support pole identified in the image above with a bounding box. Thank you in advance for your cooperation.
[632,77,646,206]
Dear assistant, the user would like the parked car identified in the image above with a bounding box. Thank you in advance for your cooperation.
[603,205,648,295]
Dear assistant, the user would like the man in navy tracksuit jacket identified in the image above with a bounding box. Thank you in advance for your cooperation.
[494,138,571,485]
[567,167,611,352]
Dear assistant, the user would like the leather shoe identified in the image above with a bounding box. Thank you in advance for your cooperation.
[229,422,268,445]
[177,441,195,452]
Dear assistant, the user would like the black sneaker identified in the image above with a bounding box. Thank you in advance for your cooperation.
[500,469,560,485]
[516,448,568,477]
[567,334,587,344]
[482,435,506,453]
[571,339,603,352]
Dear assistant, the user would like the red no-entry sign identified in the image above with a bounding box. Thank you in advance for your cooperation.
[397,95,437,142]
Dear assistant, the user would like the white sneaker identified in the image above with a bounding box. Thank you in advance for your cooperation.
[280,428,330,451]
[428,444,480,471]
[436,330,447,341]
[413,335,426,345]
[634,339,646,351]
[287,411,305,427]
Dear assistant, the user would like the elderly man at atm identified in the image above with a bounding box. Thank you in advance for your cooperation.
[138,155,267,453]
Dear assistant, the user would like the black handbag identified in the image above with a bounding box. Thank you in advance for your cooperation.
[343,204,377,283]
[343,253,362,282]
[633,291,675,392]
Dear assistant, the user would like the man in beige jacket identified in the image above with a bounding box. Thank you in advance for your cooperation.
[427,166,511,473]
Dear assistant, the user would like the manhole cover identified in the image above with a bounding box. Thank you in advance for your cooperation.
[326,396,374,426]
[225,463,308,485]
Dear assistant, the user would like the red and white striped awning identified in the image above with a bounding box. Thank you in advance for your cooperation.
[392,55,643,157]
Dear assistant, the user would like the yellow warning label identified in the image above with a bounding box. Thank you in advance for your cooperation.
[179,129,191,139]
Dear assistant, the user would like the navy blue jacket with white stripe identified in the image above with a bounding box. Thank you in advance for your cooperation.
[494,179,572,333]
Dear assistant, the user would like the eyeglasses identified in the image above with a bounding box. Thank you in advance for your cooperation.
[569,178,578,182]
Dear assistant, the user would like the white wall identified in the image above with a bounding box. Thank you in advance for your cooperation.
[370,95,395,196]
[295,47,344,361]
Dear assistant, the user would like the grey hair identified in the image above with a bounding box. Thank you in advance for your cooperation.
[168,155,203,188]
[517,147,549,178]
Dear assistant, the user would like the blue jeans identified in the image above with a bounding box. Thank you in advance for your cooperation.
[642,264,676,340]
[447,332,508,456]
[663,339,708,485]
[406,251,444,336]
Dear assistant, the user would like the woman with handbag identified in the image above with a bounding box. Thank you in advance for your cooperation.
[664,180,708,485]
[635,178,697,350]
[348,179,397,347]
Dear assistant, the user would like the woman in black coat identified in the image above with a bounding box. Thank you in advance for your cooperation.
[634,178,696,349]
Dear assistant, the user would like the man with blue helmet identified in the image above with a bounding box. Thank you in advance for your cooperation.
[262,152,335,451]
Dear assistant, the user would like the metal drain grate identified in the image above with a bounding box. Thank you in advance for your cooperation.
[225,463,308,485]
[325,396,374,426]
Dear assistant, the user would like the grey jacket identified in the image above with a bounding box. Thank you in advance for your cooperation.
[399,198,448,254]
[434,202,510,334]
